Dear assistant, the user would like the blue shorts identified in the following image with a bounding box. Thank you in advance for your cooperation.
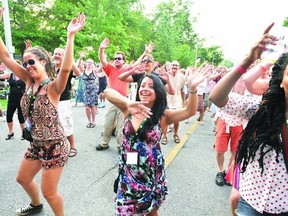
[237,197,288,216]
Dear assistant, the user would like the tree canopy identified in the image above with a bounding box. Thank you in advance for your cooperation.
[5,0,284,68]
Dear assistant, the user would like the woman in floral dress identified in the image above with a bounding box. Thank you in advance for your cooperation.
[104,72,207,216]
[82,59,98,128]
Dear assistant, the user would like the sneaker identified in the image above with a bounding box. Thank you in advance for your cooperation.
[95,144,109,151]
[16,203,43,215]
[215,172,225,186]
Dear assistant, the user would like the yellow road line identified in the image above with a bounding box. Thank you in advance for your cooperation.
[164,121,198,169]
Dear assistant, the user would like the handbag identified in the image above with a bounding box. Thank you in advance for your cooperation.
[22,128,33,142]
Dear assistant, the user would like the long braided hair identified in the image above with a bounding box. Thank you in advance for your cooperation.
[236,53,288,173]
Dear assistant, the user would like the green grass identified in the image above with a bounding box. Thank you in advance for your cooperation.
[0,99,8,110]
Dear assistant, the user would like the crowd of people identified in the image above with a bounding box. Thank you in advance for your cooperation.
[0,5,288,215]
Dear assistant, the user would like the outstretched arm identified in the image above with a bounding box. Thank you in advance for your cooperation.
[0,7,30,84]
[118,64,146,82]
[209,22,276,107]
[132,42,155,67]
[165,63,211,124]
[52,13,85,97]
[98,38,109,68]
[104,88,152,119]
[72,61,81,77]
[242,61,271,95]
[156,67,175,95]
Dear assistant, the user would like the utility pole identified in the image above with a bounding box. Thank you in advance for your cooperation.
[2,0,14,57]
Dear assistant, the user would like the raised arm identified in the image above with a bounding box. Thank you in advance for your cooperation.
[72,61,81,77]
[118,64,146,82]
[0,7,30,84]
[104,88,129,114]
[76,51,86,72]
[132,42,155,67]
[165,64,211,124]
[98,38,109,68]
[156,66,175,95]
[242,61,272,95]
[104,88,152,119]
[209,22,277,107]
[52,13,85,96]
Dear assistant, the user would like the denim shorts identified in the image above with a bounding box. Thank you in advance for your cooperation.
[237,197,288,216]
[237,197,262,216]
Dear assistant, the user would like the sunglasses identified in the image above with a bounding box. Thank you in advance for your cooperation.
[114,57,123,61]
[171,64,179,67]
[142,59,152,63]
[23,59,36,68]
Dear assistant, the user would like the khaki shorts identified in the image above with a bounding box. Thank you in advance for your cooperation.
[58,100,74,136]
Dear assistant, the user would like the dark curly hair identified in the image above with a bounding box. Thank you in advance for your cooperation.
[135,74,167,141]
[236,53,288,173]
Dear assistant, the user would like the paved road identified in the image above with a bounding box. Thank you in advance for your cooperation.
[0,101,232,216]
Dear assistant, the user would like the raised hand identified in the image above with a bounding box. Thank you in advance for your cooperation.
[79,50,86,59]
[247,22,277,62]
[67,13,86,36]
[100,38,110,49]
[188,63,212,88]
[145,42,155,54]
[156,66,170,82]
[133,64,146,74]
[127,101,152,119]
[24,40,32,49]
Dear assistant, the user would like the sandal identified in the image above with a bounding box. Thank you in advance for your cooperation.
[69,148,77,157]
[86,123,91,128]
[5,133,14,140]
[161,137,167,145]
[90,123,96,128]
[173,134,180,143]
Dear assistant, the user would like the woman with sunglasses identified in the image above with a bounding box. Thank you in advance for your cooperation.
[0,7,85,216]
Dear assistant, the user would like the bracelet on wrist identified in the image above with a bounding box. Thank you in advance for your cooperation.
[236,65,247,74]
[189,90,197,94]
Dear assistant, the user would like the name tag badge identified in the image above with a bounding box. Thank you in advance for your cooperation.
[126,152,138,164]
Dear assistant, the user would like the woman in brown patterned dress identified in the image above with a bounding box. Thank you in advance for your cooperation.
[0,8,85,216]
